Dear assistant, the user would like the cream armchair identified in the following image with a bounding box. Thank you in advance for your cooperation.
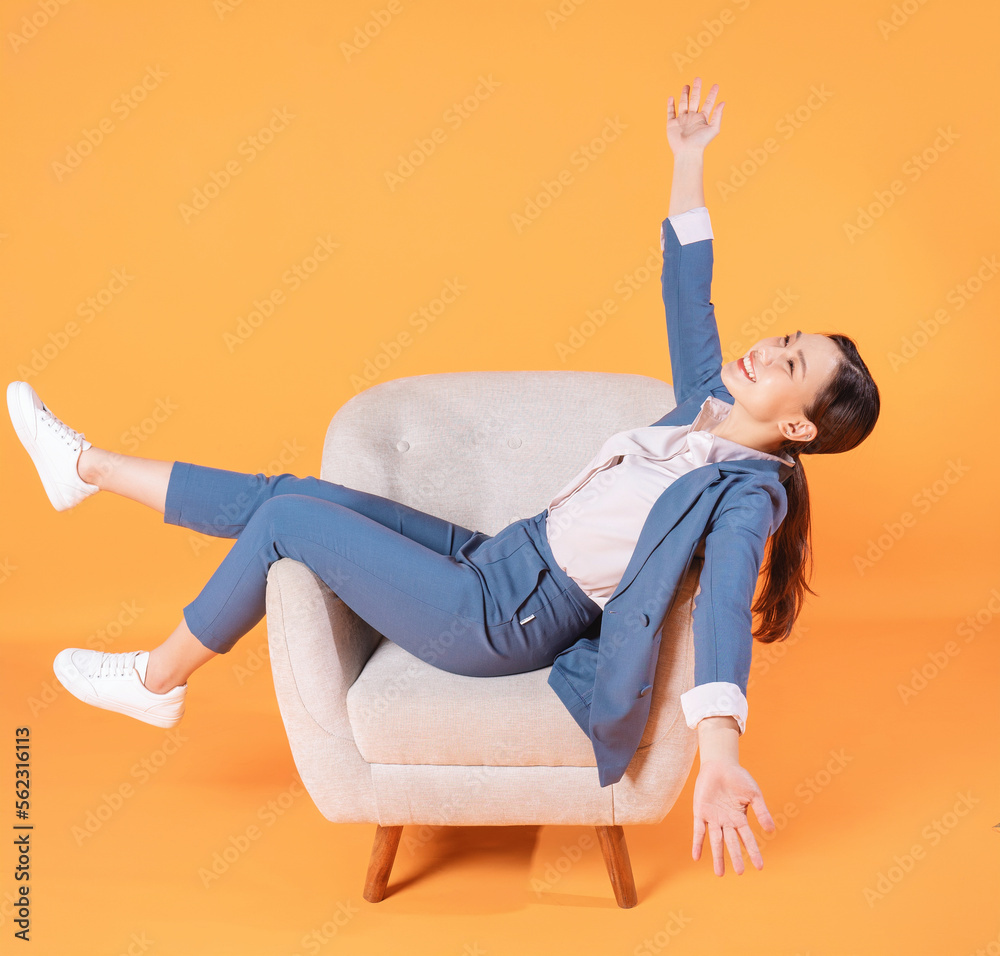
[264,371,702,908]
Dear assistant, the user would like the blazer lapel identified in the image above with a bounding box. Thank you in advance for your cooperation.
[604,456,787,605]
[604,462,721,603]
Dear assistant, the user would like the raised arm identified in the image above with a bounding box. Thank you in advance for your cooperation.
[660,79,727,410]
[666,76,722,215]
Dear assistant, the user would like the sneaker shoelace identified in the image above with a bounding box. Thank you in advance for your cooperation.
[39,405,87,449]
[86,650,141,681]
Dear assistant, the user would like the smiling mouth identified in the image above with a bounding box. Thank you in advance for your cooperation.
[738,353,756,382]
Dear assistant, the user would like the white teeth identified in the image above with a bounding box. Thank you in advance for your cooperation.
[743,354,756,382]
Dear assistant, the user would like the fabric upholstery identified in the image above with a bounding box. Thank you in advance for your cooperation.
[266,370,701,826]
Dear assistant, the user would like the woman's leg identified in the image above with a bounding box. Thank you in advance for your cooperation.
[75,449,489,692]
[144,618,218,693]
[137,458,486,690]
[159,493,513,687]
[77,446,172,514]
[73,446,194,691]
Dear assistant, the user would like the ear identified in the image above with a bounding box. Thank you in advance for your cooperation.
[778,417,817,444]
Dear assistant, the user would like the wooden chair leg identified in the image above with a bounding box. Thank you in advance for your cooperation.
[364,824,403,903]
[595,825,638,908]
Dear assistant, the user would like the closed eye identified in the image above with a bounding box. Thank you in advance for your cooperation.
[782,335,794,373]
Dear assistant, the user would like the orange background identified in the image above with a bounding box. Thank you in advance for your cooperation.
[1,1,998,954]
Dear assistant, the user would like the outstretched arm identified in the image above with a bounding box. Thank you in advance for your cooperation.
[660,78,727,410]
[688,485,780,876]
[667,77,722,215]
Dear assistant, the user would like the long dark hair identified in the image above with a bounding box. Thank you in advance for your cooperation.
[752,333,880,643]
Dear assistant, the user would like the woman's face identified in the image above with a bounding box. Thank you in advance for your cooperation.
[721,331,843,441]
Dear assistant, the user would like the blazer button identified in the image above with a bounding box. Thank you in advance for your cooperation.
[639,613,649,627]
[638,684,653,698]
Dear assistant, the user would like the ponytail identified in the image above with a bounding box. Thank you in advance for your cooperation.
[752,333,880,642]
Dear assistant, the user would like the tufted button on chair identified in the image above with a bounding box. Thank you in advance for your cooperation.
[265,371,704,907]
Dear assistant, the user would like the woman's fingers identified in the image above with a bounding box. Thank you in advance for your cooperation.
[738,823,765,870]
[708,824,725,876]
[673,78,721,122]
[701,81,720,117]
[692,814,706,859]
[723,825,746,875]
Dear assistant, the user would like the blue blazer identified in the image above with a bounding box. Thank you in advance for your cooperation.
[546,214,790,788]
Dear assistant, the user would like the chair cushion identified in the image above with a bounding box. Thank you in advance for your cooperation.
[346,638,598,768]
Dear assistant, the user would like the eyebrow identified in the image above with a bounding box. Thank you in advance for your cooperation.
[794,329,807,380]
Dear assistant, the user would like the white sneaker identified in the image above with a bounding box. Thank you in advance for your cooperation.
[6,380,100,512]
[53,649,187,728]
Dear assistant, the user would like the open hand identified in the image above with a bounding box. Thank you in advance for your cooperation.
[667,77,724,154]
[692,758,775,876]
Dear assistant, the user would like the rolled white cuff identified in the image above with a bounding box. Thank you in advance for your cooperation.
[661,206,714,249]
[680,680,747,735]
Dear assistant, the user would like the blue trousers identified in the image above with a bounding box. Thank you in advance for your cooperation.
[162,462,603,678]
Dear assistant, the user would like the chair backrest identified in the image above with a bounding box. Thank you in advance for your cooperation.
[320,370,676,533]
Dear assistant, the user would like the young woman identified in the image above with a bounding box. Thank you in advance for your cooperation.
[8,77,879,879]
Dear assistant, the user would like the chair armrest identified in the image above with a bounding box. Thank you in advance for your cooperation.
[610,561,701,824]
[266,557,382,739]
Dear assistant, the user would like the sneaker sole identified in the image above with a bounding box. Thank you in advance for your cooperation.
[6,381,80,512]
[53,654,184,729]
